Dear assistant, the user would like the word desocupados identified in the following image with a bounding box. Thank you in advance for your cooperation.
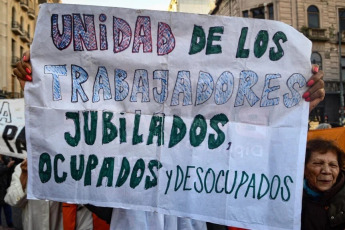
[38,154,293,201]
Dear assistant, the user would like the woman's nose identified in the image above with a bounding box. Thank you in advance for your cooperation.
[321,164,331,173]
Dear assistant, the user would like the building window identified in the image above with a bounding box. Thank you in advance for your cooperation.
[12,39,16,57]
[311,52,322,70]
[27,24,30,38]
[341,56,345,81]
[308,5,320,28]
[20,46,24,58]
[20,16,24,31]
[340,9,345,31]
[242,10,248,18]
[251,7,265,19]
[268,4,274,20]
[12,7,16,23]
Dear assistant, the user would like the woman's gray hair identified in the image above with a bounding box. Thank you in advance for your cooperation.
[315,123,332,130]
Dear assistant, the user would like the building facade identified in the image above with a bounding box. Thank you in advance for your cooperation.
[0,0,60,99]
[0,0,38,98]
[211,0,345,126]
[168,0,215,14]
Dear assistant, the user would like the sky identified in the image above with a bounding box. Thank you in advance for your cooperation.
[61,0,171,11]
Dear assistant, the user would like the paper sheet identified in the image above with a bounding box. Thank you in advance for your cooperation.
[25,4,311,229]
[0,99,26,159]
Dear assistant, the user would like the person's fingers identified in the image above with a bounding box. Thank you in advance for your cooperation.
[304,78,325,101]
[22,50,30,62]
[12,50,32,81]
[13,63,32,82]
[13,68,24,80]
[16,61,28,79]
[302,65,324,100]
[311,64,319,74]
[21,52,32,73]
[308,88,325,112]
[13,68,30,83]
[13,68,29,90]
[19,59,32,80]
[21,159,28,171]
[306,70,323,87]
[304,65,325,112]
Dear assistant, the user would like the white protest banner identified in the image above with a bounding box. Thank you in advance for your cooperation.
[0,99,26,159]
[26,3,311,229]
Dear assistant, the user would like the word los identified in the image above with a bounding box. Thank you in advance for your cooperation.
[64,112,229,150]
[52,14,175,55]
[45,65,306,109]
[189,26,287,61]
[38,152,162,190]
[165,165,293,201]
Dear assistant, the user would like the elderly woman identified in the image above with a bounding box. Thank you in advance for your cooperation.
[302,139,345,230]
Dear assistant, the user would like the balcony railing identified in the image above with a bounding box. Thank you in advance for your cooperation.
[20,30,30,43]
[325,81,345,93]
[20,0,29,11]
[307,28,329,41]
[11,56,20,67]
[28,8,35,20]
[11,22,23,35]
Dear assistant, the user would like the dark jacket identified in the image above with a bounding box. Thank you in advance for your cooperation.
[85,204,113,224]
[0,156,13,205]
[302,171,345,230]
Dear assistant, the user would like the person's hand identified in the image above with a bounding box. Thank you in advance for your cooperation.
[302,65,325,113]
[12,50,31,90]
[7,159,15,168]
[20,159,28,190]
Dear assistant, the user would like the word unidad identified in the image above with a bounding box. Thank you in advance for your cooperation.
[45,65,306,108]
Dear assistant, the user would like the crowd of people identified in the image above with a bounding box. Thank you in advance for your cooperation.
[0,154,16,230]
[1,36,343,230]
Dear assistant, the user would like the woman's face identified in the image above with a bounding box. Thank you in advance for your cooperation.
[304,151,340,192]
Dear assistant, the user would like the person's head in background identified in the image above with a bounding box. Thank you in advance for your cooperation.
[315,123,332,130]
[304,139,344,192]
